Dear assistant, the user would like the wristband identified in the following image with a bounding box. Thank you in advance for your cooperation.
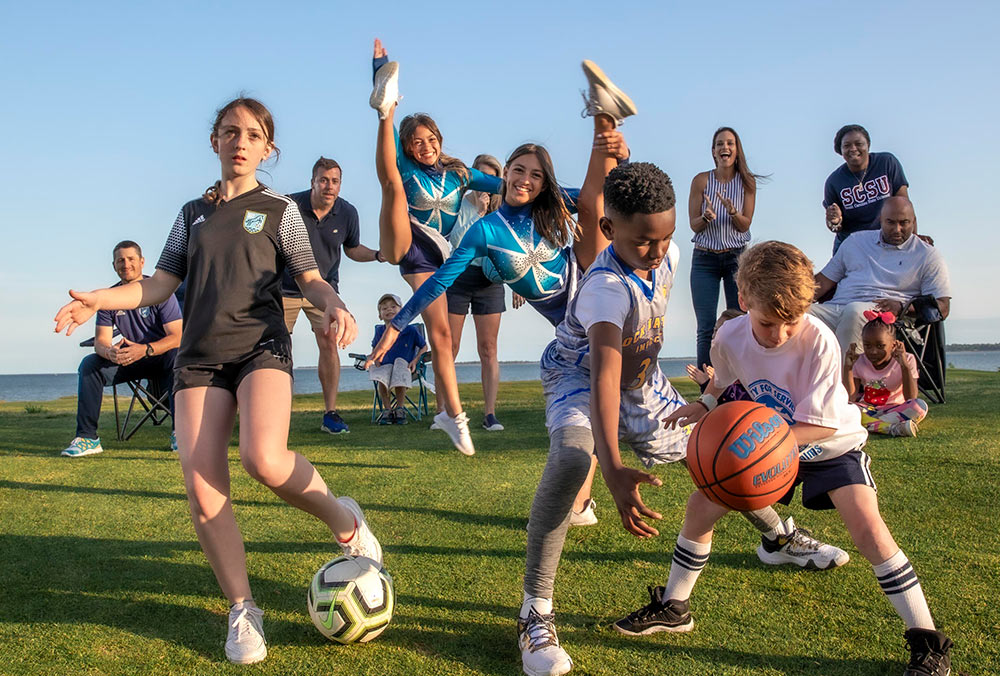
[697,393,718,411]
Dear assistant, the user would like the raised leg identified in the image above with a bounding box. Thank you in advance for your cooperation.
[375,106,411,264]
[574,114,618,272]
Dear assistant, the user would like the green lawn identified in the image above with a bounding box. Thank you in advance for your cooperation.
[1,372,997,675]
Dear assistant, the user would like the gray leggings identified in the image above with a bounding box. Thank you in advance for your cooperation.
[522,425,783,599]
[524,426,596,598]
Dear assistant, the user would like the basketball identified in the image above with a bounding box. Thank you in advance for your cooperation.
[686,401,799,511]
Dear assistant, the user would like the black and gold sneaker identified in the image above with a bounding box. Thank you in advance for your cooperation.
[613,586,693,635]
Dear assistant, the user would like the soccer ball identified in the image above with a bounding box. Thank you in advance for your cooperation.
[307,555,394,644]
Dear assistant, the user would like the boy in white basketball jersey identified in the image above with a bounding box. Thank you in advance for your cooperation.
[640,241,953,676]
[518,166,846,676]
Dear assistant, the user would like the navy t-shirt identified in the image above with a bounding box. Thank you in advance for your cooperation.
[281,192,360,296]
[96,277,183,344]
[373,324,426,365]
[823,152,908,236]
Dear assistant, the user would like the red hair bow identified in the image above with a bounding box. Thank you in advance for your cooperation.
[863,309,897,324]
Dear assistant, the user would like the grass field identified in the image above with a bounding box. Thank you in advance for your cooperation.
[1,371,998,675]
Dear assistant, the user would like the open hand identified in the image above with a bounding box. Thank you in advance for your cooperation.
[663,402,707,429]
[595,130,629,160]
[512,293,526,310]
[54,290,100,336]
[716,192,737,216]
[602,465,663,538]
[685,363,713,386]
[365,325,400,370]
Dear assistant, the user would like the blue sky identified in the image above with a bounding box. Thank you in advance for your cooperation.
[2,0,997,375]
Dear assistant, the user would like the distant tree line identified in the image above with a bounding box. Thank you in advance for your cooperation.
[945,343,1000,352]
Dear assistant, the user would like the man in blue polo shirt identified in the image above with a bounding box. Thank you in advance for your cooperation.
[62,240,183,457]
[282,157,382,434]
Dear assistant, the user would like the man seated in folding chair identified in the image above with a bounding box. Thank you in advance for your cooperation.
[62,240,182,457]
[810,196,951,355]
[365,293,429,425]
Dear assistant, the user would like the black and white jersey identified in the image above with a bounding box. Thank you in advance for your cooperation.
[156,184,317,367]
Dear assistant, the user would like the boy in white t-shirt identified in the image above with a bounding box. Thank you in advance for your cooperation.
[844,310,928,437]
[634,241,952,676]
[517,166,847,676]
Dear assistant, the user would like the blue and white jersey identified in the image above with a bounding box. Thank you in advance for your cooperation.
[390,190,581,330]
[544,241,680,389]
[541,241,689,466]
[393,127,502,259]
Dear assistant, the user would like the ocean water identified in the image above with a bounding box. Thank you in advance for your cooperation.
[2,352,998,402]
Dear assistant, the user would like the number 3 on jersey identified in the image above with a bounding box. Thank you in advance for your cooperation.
[626,357,652,390]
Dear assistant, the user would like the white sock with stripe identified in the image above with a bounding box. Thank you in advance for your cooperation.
[872,549,934,630]
[663,535,711,602]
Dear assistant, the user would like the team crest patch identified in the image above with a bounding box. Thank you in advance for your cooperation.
[243,210,266,234]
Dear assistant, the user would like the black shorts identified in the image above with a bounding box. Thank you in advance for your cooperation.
[174,337,294,395]
[398,230,444,276]
[446,265,506,316]
[776,449,876,510]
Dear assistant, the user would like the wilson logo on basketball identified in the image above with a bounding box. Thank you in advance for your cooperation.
[727,414,785,459]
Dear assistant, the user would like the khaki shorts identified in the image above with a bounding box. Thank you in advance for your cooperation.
[283,296,325,334]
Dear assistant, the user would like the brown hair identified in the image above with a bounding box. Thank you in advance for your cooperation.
[712,127,769,192]
[203,97,278,205]
[399,113,468,181]
[736,241,815,322]
[502,144,575,248]
[312,156,341,178]
[472,153,503,214]
[113,240,142,258]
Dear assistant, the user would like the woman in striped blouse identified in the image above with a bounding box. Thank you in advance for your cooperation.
[687,126,764,370]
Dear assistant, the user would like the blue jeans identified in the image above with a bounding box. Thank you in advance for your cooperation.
[76,351,176,438]
[690,248,743,369]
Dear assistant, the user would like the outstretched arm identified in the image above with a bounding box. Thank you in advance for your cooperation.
[54,270,180,336]
[295,269,358,349]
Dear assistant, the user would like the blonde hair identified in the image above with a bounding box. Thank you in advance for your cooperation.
[472,153,503,214]
[736,241,816,321]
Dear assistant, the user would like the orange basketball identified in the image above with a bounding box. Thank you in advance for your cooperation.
[686,400,799,511]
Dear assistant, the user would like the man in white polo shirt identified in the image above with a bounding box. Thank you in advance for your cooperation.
[810,196,951,353]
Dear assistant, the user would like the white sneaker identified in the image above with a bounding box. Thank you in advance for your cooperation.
[370,61,399,120]
[518,607,573,676]
[61,437,103,457]
[888,419,919,437]
[579,59,636,127]
[434,411,475,456]
[225,601,267,665]
[337,496,383,565]
[757,517,849,570]
[429,418,442,431]
[569,499,598,527]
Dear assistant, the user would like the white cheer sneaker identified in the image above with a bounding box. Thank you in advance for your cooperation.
[580,59,637,127]
[434,410,475,456]
[370,61,399,120]
[225,601,267,665]
[337,496,383,565]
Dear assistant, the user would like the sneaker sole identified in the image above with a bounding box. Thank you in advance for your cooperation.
[569,515,598,527]
[483,424,505,431]
[370,61,399,114]
[756,545,849,570]
[522,656,573,676]
[321,425,349,434]
[61,448,103,457]
[581,60,637,117]
[225,645,267,665]
[613,618,694,635]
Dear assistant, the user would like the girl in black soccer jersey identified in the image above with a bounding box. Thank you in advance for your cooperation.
[55,98,382,665]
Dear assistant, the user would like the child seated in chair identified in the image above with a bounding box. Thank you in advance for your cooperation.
[370,294,428,424]
[843,310,928,437]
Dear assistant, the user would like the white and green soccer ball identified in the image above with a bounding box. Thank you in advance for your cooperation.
[308,555,394,644]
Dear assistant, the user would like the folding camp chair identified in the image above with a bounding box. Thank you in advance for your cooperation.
[79,336,173,440]
[349,324,432,423]
[894,295,947,404]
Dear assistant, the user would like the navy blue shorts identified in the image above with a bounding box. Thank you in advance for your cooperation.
[446,265,505,316]
[398,231,444,277]
[776,449,876,510]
